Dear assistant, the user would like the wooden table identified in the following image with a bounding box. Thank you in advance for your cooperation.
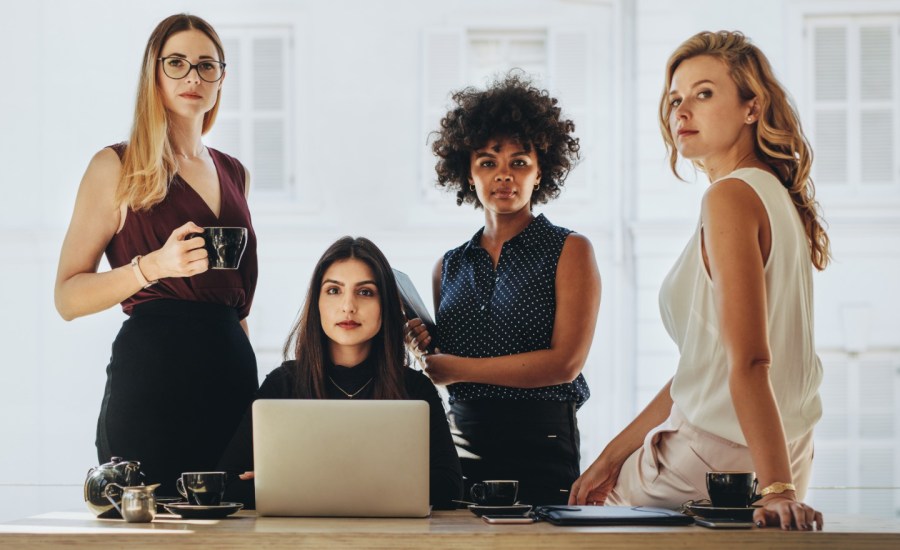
[1,509,899,549]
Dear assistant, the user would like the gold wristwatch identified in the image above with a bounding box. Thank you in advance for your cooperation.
[760,482,796,496]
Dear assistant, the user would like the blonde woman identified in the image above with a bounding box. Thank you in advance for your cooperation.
[570,31,828,531]
[55,14,258,497]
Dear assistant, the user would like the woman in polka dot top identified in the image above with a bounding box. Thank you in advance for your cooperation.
[406,71,602,505]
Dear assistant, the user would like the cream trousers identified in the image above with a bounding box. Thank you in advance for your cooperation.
[607,405,814,509]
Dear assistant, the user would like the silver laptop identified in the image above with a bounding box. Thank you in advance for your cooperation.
[252,399,430,517]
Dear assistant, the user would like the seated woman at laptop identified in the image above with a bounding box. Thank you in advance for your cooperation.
[219,237,463,508]
[405,71,602,505]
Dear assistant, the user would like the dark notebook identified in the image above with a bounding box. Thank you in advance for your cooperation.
[533,505,694,526]
[392,269,436,355]
[392,269,435,330]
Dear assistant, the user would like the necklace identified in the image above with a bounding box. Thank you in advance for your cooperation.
[328,376,374,399]
[176,145,207,160]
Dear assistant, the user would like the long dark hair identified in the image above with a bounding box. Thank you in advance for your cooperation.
[282,237,408,399]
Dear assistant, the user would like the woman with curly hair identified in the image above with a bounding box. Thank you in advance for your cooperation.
[406,72,601,505]
[570,31,826,531]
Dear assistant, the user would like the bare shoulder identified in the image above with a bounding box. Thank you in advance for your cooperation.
[702,177,765,224]
[703,177,761,209]
[432,255,444,278]
[82,147,123,193]
[558,233,600,284]
[560,233,597,267]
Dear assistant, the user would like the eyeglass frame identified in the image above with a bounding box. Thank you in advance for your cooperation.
[157,56,227,83]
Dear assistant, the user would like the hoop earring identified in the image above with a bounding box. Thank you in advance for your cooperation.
[469,184,475,192]
[534,180,541,190]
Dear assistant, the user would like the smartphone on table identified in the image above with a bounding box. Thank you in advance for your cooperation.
[482,514,537,524]
[694,518,754,529]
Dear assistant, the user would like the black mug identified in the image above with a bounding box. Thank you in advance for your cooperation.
[187,227,248,270]
[176,472,232,506]
[706,471,759,508]
[470,480,519,506]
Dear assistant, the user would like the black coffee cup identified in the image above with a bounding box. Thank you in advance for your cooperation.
[471,480,519,506]
[188,227,248,270]
[176,472,230,506]
[706,471,759,508]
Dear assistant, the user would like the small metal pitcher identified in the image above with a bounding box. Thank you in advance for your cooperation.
[104,483,160,523]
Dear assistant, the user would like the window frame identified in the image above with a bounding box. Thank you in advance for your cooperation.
[786,0,900,216]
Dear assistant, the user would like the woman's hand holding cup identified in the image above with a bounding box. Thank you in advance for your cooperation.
[141,222,210,280]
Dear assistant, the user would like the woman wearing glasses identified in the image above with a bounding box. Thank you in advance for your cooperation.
[54,14,257,497]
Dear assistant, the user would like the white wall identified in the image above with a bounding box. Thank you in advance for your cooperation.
[0,0,898,522]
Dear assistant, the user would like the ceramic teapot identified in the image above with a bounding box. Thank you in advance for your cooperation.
[84,457,145,518]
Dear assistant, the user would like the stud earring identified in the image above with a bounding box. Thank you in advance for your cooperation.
[747,116,754,122]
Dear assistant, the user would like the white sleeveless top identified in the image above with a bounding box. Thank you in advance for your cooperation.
[661,168,822,445]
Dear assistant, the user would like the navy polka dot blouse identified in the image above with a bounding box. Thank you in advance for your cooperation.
[436,214,590,407]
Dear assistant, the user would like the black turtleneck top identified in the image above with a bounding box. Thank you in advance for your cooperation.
[219,357,463,508]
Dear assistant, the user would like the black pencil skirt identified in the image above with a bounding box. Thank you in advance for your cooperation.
[449,400,581,505]
[96,300,258,497]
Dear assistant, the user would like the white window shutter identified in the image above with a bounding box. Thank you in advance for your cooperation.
[253,119,285,193]
[859,362,896,437]
[814,26,848,101]
[859,25,895,184]
[420,29,465,199]
[811,354,900,517]
[859,26,893,101]
[817,362,849,438]
[250,32,290,193]
[253,37,284,111]
[207,27,292,196]
[815,110,849,183]
[205,35,243,157]
[811,25,849,184]
[549,29,591,199]
[209,119,241,162]
[220,37,241,111]
[860,110,894,183]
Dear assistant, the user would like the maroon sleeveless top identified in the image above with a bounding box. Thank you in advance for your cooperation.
[105,143,258,319]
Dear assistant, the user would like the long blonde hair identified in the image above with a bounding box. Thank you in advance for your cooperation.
[117,14,225,211]
[658,31,831,270]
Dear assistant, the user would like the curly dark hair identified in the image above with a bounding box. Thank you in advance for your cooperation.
[431,71,580,208]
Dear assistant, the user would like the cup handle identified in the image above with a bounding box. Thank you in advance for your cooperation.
[104,483,124,516]
[176,477,187,499]
[223,471,241,486]
[471,483,485,504]
[750,478,761,503]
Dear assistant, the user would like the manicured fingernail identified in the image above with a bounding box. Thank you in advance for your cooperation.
[755,521,763,528]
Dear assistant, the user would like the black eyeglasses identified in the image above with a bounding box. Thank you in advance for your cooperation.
[158,56,226,83]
